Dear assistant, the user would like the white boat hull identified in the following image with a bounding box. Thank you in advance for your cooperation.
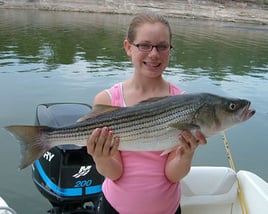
[0,197,16,214]
[181,166,268,214]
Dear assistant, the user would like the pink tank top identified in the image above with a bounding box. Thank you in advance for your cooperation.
[103,83,185,214]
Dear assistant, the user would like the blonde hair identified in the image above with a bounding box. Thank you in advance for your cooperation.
[127,14,172,43]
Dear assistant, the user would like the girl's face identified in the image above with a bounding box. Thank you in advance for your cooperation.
[124,22,171,79]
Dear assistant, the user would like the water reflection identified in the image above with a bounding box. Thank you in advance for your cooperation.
[170,20,268,81]
[1,10,267,81]
[0,10,129,74]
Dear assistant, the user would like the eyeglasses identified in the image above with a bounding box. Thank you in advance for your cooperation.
[130,42,172,52]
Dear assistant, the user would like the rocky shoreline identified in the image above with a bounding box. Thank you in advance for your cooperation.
[0,0,268,24]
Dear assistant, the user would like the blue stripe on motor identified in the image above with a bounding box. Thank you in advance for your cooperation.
[35,160,82,196]
[85,185,102,194]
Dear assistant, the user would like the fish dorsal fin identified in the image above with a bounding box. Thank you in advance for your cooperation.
[138,96,170,104]
[77,104,121,122]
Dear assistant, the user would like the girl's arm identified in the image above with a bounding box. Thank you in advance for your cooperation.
[165,130,206,183]
[86,91,123,181]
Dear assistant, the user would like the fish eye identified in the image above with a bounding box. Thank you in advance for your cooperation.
[229,102,237,111]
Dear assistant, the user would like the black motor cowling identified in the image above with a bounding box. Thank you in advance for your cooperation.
[32,103,104,213]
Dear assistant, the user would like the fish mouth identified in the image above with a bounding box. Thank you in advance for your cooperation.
[240,102,256,122]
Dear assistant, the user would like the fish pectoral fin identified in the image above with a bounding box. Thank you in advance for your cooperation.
[77,104,121,122]
[168,123,200,130]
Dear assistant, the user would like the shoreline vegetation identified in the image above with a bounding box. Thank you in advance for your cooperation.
[0,0,268,25]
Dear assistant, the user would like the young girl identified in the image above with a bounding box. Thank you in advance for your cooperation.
[87,14,206,214]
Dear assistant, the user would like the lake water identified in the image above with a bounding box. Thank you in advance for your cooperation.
[0,9,268,213]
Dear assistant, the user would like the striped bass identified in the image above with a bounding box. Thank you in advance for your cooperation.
[5,93,255,169]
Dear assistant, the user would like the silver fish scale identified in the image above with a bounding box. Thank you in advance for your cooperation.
[5,92,255,169]
[45,95,203,150]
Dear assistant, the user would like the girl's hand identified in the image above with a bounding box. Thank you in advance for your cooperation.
[87,127,120,159]
[176,130,207,160]
[87,127,123,180]
[165,130,207,183]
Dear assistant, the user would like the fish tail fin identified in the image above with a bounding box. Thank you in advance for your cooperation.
[4,125,51,169]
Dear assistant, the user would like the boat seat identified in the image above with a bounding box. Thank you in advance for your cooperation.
[180,166,239,214]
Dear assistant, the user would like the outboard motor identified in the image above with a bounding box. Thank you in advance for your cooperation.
[31,103,104,214]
